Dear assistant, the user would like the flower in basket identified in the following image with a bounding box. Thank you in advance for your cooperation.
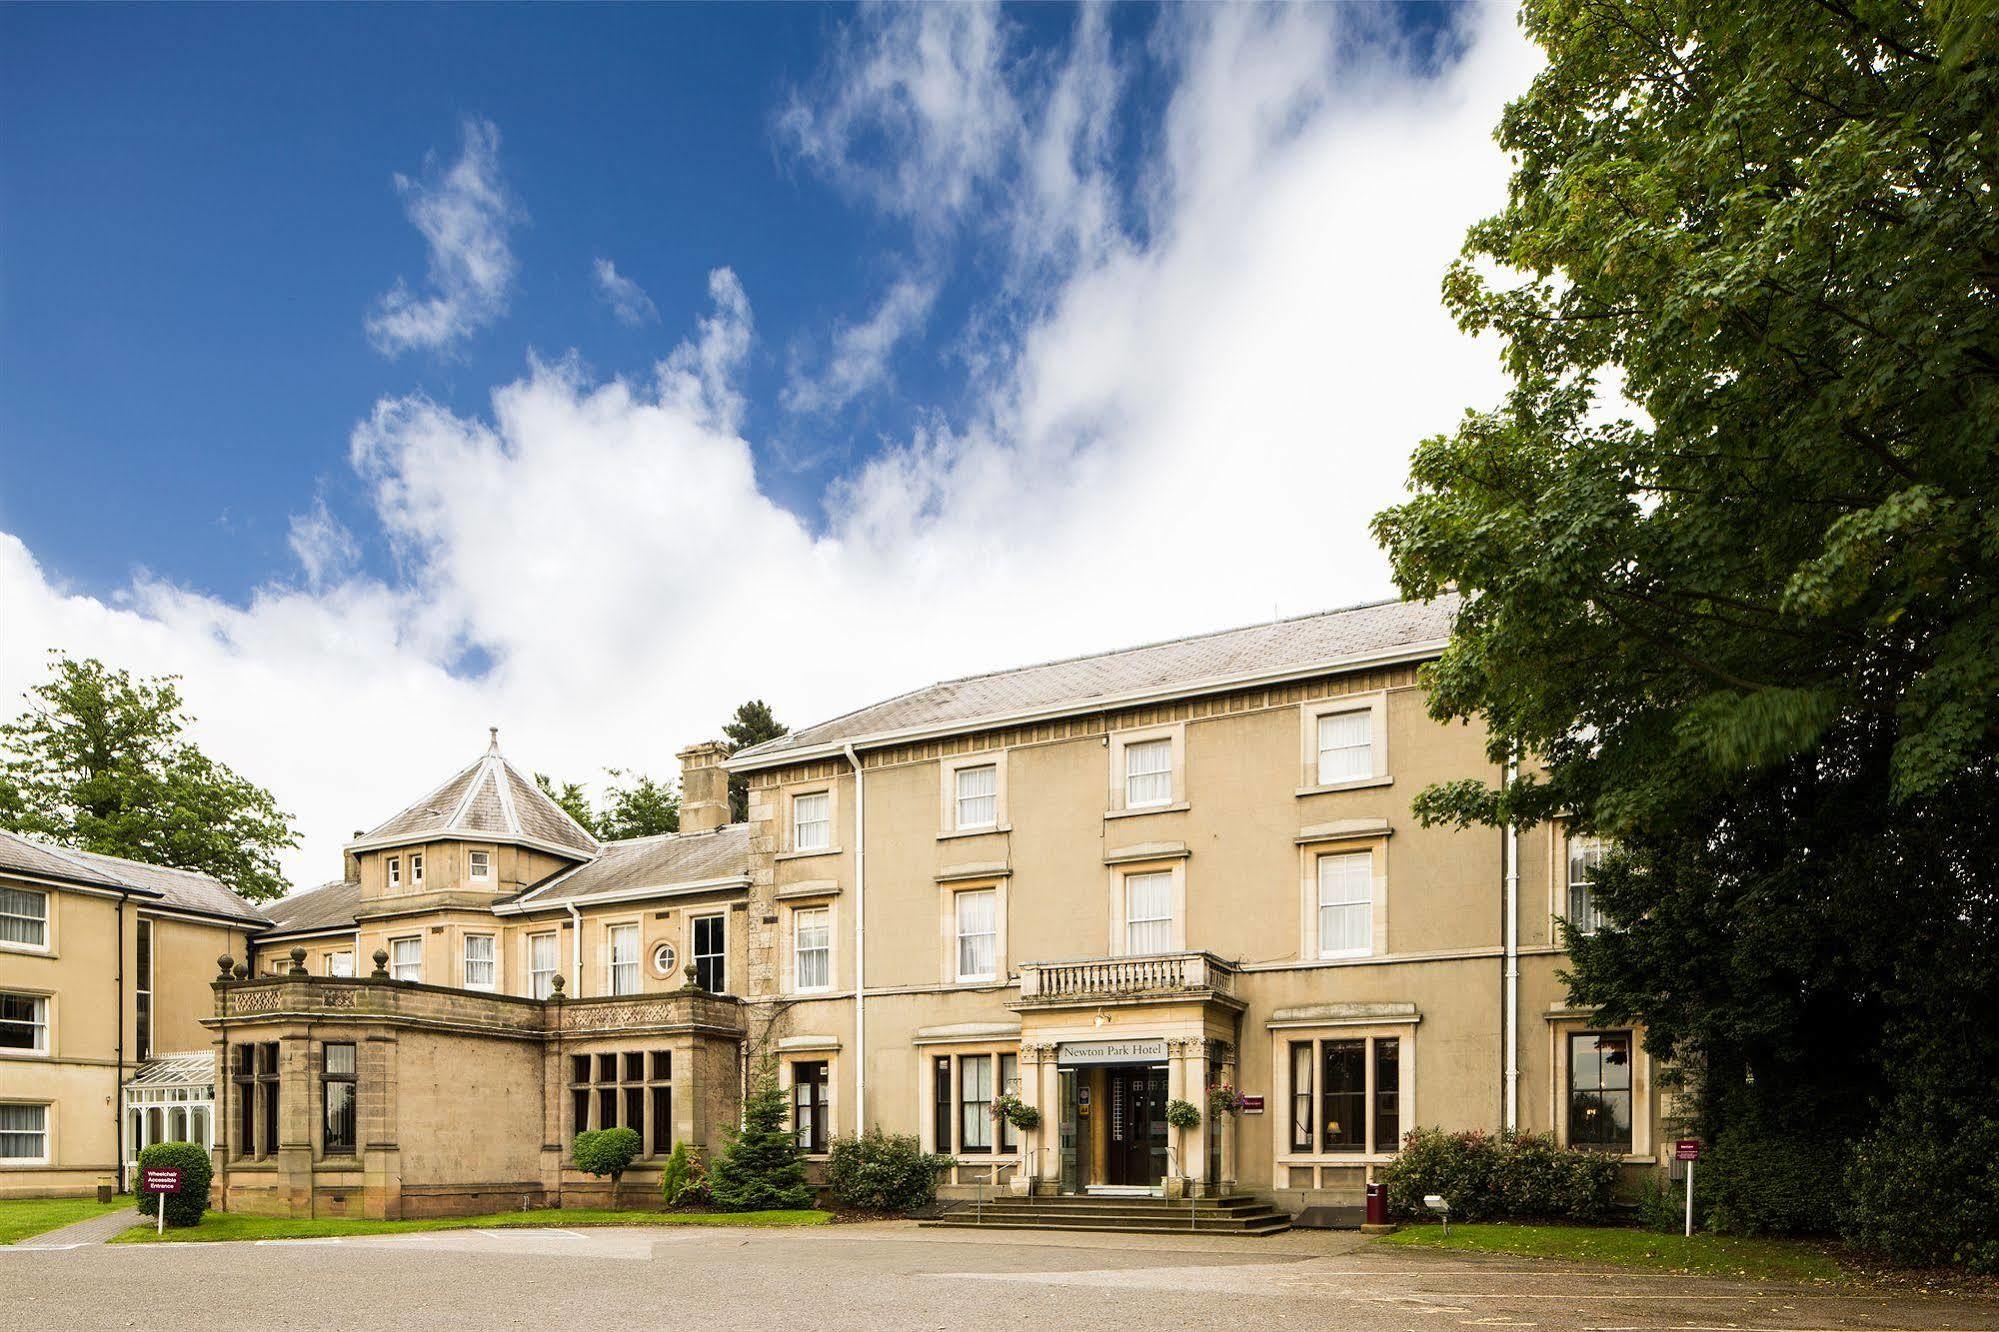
[1208,1082,1246,1118]
[990,1092,1041,1132]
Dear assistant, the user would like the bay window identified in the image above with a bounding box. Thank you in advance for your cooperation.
[322,1043,356,1156]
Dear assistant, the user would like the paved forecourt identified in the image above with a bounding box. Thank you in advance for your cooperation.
[3,1222,1994,1331]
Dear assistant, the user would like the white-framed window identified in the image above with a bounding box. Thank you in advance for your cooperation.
[1124,871,1174,955]
[409,853,425,887]
[389,936,421,983]
[1316,851,1374,957]
[1567,836,1608,935]
[528,931,559,999]
[792,792,831,852]
[608,924,641,996]
[954,764,997,830]
[0,1103,49,1163]
[463,934,496,990]
[0,887,48,950]
[793,907,831,992]
[959,1053,993,1151]
[1316,709,1373,785]
[468,850,492,882]
[954,888,997,982]
[326,950,355,978]
[1124,738,1172,808]
[0,992,49,1054]
[387,856,401,889]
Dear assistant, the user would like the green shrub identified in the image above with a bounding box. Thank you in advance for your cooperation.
[134,1141,212,1228]
[571,1127,643,1207]
[990,1093,1040,1132]
[710,1068,813,1212]
[660,1140,710,1209]
[1635,1173,1696,1234]
[826,1128,951,1214]
[1164,1099,1201,1131]
[1842,1089,1999,1275]
[1381,1129,1617,1223]
[1703,1122,1842,1237]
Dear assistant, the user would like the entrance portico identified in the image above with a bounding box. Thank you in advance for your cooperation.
[1010,952,1244,1197]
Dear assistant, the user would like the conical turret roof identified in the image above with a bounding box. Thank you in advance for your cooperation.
[348,728,599,859]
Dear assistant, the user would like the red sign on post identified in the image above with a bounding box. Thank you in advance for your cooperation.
[141,1167,182,1194]
[1240,1095,1265,1114]
[1674,1139,1702,1162]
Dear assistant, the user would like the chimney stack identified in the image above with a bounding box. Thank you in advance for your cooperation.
[344,831,363,884]
[677,742,732,833]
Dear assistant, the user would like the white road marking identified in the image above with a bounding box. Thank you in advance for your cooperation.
[253,1238,345,1246]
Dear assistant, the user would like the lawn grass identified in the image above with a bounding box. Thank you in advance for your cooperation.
[111,1206,830,1244]
[0,1196,132,1245]
[1377,1221,1849,1282]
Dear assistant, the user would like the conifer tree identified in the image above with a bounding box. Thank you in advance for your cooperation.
[709,1065,813,1212]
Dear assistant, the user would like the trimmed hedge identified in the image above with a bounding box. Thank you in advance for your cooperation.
[1381,1129,1618,1223]
[134,1141,212,1228]
[825,1129,951,1214]
[1702,1122,1842,1237]
[572,1127,643,1201]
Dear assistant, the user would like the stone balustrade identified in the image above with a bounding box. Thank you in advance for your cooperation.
[1014,950,1238,1004]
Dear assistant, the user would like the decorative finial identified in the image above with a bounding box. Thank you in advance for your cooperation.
[289,946,308,976]
[487,726,501,755]
[217,954,234,979]
[232,961,249,979]
[549,973,565,996]
[371,948,390,978]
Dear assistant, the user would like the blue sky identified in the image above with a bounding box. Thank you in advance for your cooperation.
[0,3,1534,884]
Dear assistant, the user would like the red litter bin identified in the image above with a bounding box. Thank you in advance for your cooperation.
[1365,1182,1388,1226]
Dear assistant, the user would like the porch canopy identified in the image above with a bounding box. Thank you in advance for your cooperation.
[123,1050,215,1179]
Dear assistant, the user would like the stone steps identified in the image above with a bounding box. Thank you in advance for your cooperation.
[923,1192,1293,1235]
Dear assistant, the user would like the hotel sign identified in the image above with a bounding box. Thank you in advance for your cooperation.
[1058,1039,1168,1066]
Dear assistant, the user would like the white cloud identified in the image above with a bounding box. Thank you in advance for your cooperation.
[593,258,658,327]
[781,277,937,414]
[366,118,519,357]
[0,6,1538,891]
[286,497,359,589]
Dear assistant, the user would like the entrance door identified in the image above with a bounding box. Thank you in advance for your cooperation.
[1105,1065,1168,1187]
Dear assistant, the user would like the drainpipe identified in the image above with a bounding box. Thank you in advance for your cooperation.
[567,903,584,997]
[843,743,866,1134]
[1502,750,1521,1134]
[114,892,127,1194]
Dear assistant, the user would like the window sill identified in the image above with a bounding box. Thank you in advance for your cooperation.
[1316,948,1374,962]
[1295,776,1394,797]
[0,1050,51,1061]
[938,824,1010,841]
[1278,1153,1399,1167]
[1104,801,1189,821]
[775,847,843,863]
[0,942,51,956]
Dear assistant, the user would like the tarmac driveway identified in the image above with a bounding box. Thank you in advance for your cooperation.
[3,1221,1993,1331]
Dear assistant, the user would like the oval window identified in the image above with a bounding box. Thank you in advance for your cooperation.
[651,941,678,978]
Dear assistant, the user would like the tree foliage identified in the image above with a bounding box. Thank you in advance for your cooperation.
[722,699,787,824]
[535,769,680,841]
[572,1127,643,1207]
[1374,1,1999,1270]
[0,654,298,902]
[709,1065,813,1212]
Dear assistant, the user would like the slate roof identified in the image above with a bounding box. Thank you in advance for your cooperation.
[733,594,1459,766]
[0,829,268,924]
[510,824,749,909]
[354,730,599,858]
[261,878,363,936]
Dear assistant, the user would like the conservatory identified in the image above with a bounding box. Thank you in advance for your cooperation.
[122,1051,214,1185]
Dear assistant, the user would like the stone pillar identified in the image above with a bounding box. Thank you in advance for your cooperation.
[678,741,732,833]
[1220,1042,1239,1194]
[277,1030,314,1217]
[1166,1039,1191,1193]
[361,1033,401,1219]
[1036,1046,1060,1195]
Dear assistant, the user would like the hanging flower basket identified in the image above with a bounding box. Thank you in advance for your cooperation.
[990,1092,1041,1131]
[1208,1083,1246,1118]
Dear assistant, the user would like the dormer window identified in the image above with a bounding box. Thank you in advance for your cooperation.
[410,853,425,887]
[387,856,401,889]
[468,850,491,882]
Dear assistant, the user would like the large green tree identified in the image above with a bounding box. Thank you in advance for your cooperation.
[1374,2,1998,1269]
[722,699,787,823]
[0,654,299,902]
[535,769,679,841]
